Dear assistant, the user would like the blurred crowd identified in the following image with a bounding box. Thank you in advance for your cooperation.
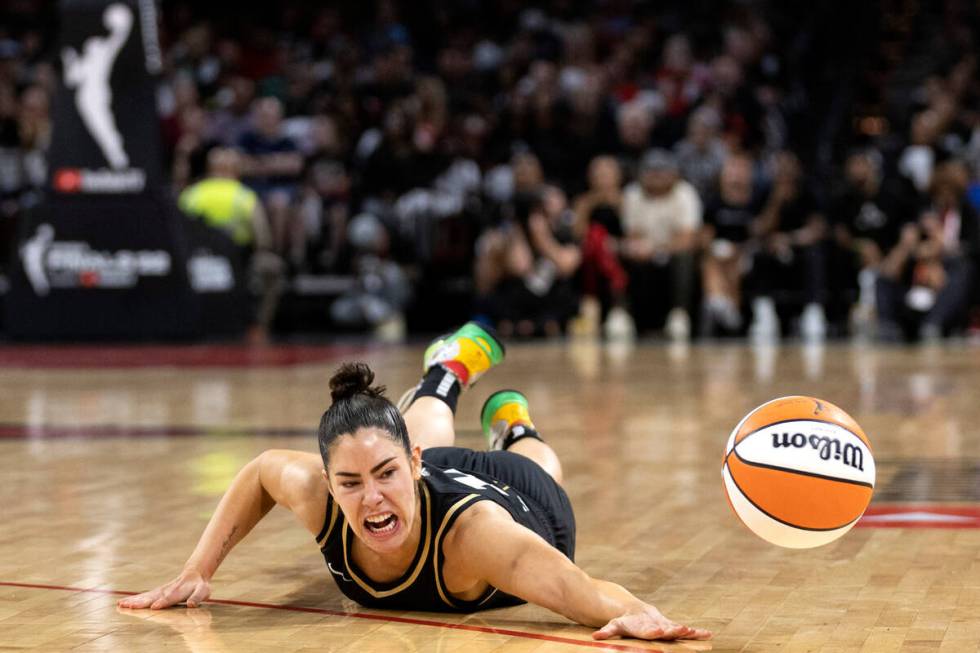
[2,0,980,341]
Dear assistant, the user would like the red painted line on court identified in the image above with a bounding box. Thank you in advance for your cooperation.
[0,344,375,368]
[0,581,667,652]
[857,505,980,529]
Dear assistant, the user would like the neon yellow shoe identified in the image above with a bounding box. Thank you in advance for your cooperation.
[396,323,505,413]
[480,389,533,450]
[424,322,505,388]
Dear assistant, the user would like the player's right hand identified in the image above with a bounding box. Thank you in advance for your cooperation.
[117,568,211,610]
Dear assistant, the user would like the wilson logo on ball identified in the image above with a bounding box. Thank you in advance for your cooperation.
[771,432,866,471]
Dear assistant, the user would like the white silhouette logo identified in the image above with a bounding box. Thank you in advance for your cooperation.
[61,3,133,169]
[21,224,54,296]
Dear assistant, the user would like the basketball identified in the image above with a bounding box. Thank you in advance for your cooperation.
[722,396,876,549]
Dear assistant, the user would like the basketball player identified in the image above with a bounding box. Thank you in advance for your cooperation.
[119,323,711,642]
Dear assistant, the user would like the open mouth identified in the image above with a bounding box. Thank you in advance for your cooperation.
[364,512,398,535]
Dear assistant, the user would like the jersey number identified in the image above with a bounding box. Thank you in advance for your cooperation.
[443,468,529,512]
[443,468,509,496]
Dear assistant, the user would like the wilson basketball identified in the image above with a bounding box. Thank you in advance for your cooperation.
[722,396,875,548]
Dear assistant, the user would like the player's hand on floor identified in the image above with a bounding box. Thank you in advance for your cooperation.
[592,605,712,641]
[117,568,211,610]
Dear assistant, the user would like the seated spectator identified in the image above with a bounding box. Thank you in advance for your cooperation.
[295,159,351,274]
[474,188,581,337]
[746,151,829,339]
[876,161,978,340]
[237,96,304,257]
[898,109,943,194]
[484,150,546,210]
[572,155,629,337]
[673,105,727,202]
[330,212,412,342]
[179,147,283,340]
[0,84,49,218]
[700,152,764,335]
[613,99,658,174]
[205,77,256,147]
[620,149,701,340]
[829,148,918,336]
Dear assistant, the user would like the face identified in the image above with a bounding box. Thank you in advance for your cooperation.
[588,157,621,191]
[720,156,753,203]
[324,428,421,554]
[513,154,543,191]
[254,98,282,137]
[845,154,875,187]
[640,168,676,196]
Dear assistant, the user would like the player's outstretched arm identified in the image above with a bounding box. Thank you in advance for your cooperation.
[451,503,711,642]
[118,450,326,610]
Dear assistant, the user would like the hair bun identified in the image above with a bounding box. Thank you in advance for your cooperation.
[329,362,386,403]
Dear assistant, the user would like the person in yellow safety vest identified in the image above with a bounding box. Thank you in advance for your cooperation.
[179,147,272,252]
[179,147,282,342]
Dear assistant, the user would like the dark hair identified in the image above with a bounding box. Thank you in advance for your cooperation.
[317,362,411,467]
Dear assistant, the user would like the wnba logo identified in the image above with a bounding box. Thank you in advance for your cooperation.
[61,3,132,170]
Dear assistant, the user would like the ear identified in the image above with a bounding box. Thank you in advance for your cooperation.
[410,446,422,480]
[321,467,332,494]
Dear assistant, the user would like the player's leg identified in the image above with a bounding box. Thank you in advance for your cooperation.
[401,322,505,451]
[480,390,563,485]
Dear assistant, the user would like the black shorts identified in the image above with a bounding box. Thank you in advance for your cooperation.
[422,447,576,561]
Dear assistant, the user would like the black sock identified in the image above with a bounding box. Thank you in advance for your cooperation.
[413,366,462,414]
[501,424,544,450]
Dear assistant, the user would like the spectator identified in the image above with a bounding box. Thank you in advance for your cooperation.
[171,104,212,190]
[898,109,943,194]
[829,149,918,336]
[484,150,546,220]
[330,212,411,341]
[0,84,48,217]
[747,151,828,339]
[613,99,657,174]
[673,105,728,202]
[701,152,763,335]
[655,34,711,121]
[876,161,978,340]
[620,149,701,340]
[237,96,304,257]
[296,159,351,274]
[179,147,283,341]
[572,155,629,337]
[474,188,581,337]
[206,76,256,147]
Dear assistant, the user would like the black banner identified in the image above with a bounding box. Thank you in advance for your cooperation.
[5,0,246,339]
[48,0,163,195]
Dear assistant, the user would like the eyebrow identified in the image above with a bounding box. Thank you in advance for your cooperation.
[334,456,398,478]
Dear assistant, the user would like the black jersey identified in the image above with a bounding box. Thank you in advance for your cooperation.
[314,449,575,613]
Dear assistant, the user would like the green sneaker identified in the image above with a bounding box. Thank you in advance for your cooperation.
[424,322,505,388]
[480,389,533,450]
[396,323,505,413]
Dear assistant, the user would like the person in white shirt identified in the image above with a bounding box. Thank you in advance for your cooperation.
[619,149,702,339]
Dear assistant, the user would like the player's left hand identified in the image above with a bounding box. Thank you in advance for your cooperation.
[592,605,712,641]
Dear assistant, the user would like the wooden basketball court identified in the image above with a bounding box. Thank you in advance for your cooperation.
[1,340,978,651]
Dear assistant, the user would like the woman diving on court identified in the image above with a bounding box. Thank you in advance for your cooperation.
[118,323,712,642]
